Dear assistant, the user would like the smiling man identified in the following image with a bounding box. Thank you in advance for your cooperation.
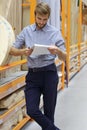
[9,2,66,130]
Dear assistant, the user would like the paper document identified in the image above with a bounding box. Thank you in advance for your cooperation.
[31,44,51,56]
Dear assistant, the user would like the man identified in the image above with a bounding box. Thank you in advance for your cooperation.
[10,2,66,130]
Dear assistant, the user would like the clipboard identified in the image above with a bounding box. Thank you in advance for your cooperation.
[31,44,51,56]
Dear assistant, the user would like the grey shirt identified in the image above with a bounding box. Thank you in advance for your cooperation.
[13,23,65,68]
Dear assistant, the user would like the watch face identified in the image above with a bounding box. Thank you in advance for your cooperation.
[0,15,15,66]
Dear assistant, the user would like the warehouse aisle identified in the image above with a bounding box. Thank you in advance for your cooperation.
[21,64,87,130]
[56,64,87,130]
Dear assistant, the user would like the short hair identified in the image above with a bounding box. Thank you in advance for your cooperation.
[34,2,51,18]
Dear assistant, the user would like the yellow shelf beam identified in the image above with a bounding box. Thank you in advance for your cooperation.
[0,75,26,99]
[13,116,31,130]
[0,59,27,72]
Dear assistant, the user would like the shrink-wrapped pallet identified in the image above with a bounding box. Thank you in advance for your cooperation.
[0,120,12,130]
[0,93,17,109]
[22,106,27,117]
[17,109,23,122]
[0,89,24,109]
[13,90,25,105]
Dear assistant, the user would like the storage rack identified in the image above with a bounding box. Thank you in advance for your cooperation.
[22,0,36,24]
[61,0,87,81]
[0,59,31,130]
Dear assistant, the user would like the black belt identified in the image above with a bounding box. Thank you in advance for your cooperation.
[29,63,56,72]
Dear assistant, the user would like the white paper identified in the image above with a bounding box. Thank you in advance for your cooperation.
[31,44,50,56]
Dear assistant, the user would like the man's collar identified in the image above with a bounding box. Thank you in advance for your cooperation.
[32,24,36,31]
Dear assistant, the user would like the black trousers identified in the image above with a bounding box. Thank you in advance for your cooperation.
[24,64,59,130]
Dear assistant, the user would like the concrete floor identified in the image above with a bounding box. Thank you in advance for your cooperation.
[21,64,87,130]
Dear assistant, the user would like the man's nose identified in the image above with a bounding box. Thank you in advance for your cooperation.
[40,20,44,24]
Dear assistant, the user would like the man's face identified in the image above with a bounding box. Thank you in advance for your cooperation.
[35,13,49,29]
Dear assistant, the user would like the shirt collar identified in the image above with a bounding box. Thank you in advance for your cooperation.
[32,23,48,32]
[31,24,36,31]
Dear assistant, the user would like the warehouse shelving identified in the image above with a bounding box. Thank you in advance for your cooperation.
[0,59,27,72]
[0,75,26,99]
[69,41,87,79]
[61,0,87,81]
[80,41,87,68]
[13,116,30,130]
[0,59,31,130]
[22,0,36,24]
[0,99,25,124]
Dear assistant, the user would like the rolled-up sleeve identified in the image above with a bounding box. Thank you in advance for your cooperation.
[55,31,66,52]
[13,29,25,49]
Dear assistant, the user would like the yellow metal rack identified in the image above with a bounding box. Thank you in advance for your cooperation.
[61,0,87,81]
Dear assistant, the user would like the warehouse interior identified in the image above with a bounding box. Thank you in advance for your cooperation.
[0,0,87,130]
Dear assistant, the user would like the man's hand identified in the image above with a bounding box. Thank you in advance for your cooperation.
[48,45,67,62]
[9,47,33,56]
[48,45,59,55]
[24,48,33,56]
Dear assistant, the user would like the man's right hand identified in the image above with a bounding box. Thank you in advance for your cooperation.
[24,48,33,56]
[9,47,33,56]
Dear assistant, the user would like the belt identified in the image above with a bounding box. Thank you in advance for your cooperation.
[29,63,56,72]
[29,67,45,72]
